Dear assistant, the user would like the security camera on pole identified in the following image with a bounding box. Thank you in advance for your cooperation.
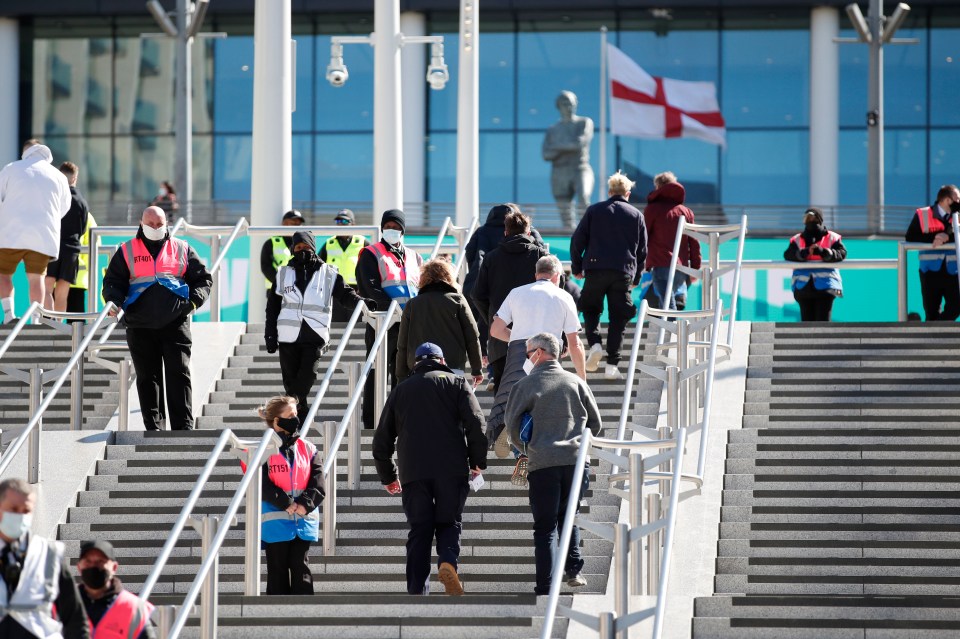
[836,2,915,234]
[325,0,449,225]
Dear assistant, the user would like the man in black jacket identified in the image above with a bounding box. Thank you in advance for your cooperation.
[259,210,304,302]
[471,210,549,393]
[265,230,374,421]
[905,184,960,321]
[102,206,212,430]
[46,161,90,312]
[77,540,155,639]
[373,343,487,596]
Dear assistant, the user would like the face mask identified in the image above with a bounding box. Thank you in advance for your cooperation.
[382,229,403,246]
[158,187,168,196]
[142,224,167,242]
[804,222,822,233]
[293,249,315,264]
[950,201,960,214]
[276,416,300,435]
[81,566,110,589]
[523,353,539,375]
[0,511,32,540]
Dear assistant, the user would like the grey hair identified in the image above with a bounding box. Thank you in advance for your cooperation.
[0,478,35,503]
[535,255,563,277]
[526,332,560,359]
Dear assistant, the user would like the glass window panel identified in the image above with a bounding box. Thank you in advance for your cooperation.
[114,38,176,134]
[429,32,516,131]
[192,134,213,202]
[426,132,455,203]
[516,32,600,130]
[930,130,960,196]
[617,30,719,84]
[293,35,315,133]
[193,39,216,134]
[616,137,719,204]
[930,28,960,125]
[426,131,517,205]
[837,128,926,208]
[516,131,606,208]
[721,30,808,128]
[32,38,114,136]
[315,133,373,202]
[112,135,177,203]
[212,134,252,200]
[292,134,313,202]
[213,36,254,133]
[721,130,808,204]
[315,35,374,132]
[42,136,113,203]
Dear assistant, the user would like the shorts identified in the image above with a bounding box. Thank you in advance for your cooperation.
[0,249,53,276]
[47,249,81,284]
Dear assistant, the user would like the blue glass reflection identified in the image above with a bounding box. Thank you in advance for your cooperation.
[315,35,374,132]
[838,128,926,207]
[517,32,600,130]
[930,29,960,126]
[618,30,719,84]
[617,137,719,204]
[213,37,254,133]
[930,130,960,195]
[722,130,808,204]
[314,133,373,202]
[427,132,516,203]
[213,134,252,199]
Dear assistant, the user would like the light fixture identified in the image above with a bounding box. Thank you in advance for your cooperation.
[882,3,911,43]
[145,0,178,37]
[845,3,871,43]
[426,42,449,91]
[326,41,349,88]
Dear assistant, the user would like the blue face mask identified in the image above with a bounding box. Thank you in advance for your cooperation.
[0,511,32,541]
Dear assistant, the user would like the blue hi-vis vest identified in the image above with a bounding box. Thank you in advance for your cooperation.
[241,438,320,543]
[790,231,843,294]
[915,207,958,275]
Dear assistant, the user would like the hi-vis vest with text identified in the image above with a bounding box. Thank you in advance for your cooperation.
[265,236,293,288]
[0,535,65,639]
[241,438,320,543]
[324,236,364,286]
[89,589,154,639]
[790,231,843,294]
[915,206,958,275]
[363,242,422,308]
[118,237,190,309]
[72,213,97,291]
[275,263,338,343]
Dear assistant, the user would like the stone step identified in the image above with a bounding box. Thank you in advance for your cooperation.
[714,572,960,597]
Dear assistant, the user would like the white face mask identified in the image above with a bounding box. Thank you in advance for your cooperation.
[523,352,540,375]
[142,224,168,242]
[158,187,168,196]
[0,511,32,540]
[381,229,403,246]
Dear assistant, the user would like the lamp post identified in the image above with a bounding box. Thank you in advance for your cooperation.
[838,2,915,233]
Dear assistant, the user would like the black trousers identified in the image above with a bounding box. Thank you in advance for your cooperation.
[920,267,960,321]
[400,477,469,595]
[793,282,837,322]
[363,323,399,429]
[264,537,314,595]
[126,317,193,430]
[278,342,325,422]
[578,269,637,366]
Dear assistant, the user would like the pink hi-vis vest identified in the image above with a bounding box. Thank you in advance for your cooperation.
[89,589,154,639]
[118,237,190,309]
[915,206,957,274]
[240,438,320,543]
[791,232,840,261]
[789,231,843,293]
[363,242,421,308]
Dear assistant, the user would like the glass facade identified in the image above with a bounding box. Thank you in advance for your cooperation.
[24,8,960,214]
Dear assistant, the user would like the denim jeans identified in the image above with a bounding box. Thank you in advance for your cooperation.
[651,266,689,311]
[527,464,590,595]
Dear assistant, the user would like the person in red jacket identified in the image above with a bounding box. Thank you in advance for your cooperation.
[642,171,701,311]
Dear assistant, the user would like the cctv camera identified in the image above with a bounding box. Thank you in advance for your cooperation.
[426,64,449,91]
[326,65,349,88]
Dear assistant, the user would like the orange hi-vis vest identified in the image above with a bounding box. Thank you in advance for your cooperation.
[363,242,421,308]
[88,589,154,639]
[118,237,190,309]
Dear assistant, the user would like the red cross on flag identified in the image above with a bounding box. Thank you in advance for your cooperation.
[607,43,726,147]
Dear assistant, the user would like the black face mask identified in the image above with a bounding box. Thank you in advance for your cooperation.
[293,249,316,264]
[950,201,960,214]
[276,416,300,435]
[804,222,823,234]
[81,566,110,589]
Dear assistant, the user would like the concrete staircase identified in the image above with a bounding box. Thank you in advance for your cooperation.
[0,323,125,442]
[58,321,665,638]
[693,322,960,638]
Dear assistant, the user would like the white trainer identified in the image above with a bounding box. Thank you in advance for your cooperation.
[604,364,622,380]
[585,344,603,372]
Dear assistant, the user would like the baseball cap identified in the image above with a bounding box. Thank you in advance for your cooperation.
[415,342,444,361]
[282,210,305,223]
[334,209,355,224]
[80,539,117,561]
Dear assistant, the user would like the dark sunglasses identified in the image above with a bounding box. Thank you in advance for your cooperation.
[335,218,351,225]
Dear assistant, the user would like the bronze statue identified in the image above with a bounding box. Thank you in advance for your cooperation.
[542,91,595,228]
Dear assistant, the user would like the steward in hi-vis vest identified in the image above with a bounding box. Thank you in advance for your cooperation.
[905,186,960,321]
[784,207,846,322]
[77,540,155,639]
[101,207,212,431]
[264,230,374,420]
[259,210,304,295]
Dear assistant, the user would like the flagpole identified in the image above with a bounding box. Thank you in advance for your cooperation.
[599,25,608,201]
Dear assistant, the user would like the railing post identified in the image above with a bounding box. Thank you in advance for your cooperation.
[373,311,390,429]
[27,367,42,484]
[155,605,176,639]
[628,451,644,596]
[347,362,362,490]
[613,522,629,639]
[897,241,907,321]
[118,359,131,432]
[191,515,221,639]
[243,447,262,596]
[209,234,222,321]
[323,420,338,557]
[597,611,616,639]
[676,322,689,432]
[69,321,85,430]
[646,493,662,594]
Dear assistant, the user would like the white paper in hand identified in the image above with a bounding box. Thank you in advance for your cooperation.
[469,473,486,492]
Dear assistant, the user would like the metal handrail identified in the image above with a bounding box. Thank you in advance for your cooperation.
[0,302,41,362]
[0,303,117,479]
[164,427,279,639]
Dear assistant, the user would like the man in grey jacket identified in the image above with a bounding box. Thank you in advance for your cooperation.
[504,332,602,595]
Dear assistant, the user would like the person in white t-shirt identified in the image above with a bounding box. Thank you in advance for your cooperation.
[0,140,71,323]
[485,255,586,456]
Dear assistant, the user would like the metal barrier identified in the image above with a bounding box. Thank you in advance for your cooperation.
[0,303,117,482]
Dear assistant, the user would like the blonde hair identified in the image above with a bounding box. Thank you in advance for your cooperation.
[256,395,297,424]
[653,171,677,189]
[608,171,635,196]
[418,258,458,289]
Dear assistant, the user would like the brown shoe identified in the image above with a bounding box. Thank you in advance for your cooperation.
[438,562,464,596]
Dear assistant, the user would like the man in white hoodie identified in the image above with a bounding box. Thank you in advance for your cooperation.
[0,139,72,323]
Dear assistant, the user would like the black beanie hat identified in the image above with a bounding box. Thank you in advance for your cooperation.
[381,209,406,232]
[291,230,317,252]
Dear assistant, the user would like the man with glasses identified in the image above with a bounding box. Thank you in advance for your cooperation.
[319,209,370,321]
